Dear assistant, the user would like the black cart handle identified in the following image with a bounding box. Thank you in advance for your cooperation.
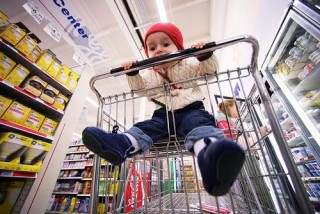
[110,41,217,74]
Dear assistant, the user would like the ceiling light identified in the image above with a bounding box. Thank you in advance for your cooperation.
[156,0,168,22]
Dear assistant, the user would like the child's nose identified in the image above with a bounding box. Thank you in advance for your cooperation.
[155,46,163,54]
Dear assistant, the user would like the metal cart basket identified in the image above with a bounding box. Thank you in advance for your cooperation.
[87,36,313,213]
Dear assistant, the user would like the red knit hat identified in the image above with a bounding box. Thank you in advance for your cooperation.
[144,22,184,58]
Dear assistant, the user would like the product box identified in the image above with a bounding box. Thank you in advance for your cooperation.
[66,70,80,92]
[14,33,41,56]
[1,101,31,125]
[0,51,16,79]
[39,117,58,136]
[0,95,12,117]
[0,11,8,25]
[0,132,33,162]
[4,64,30,87]
[26,45,41,63]
[22,109,45,131]
[40,84,59,104]
[35,49,55,71]
[53,93,69,111]
[22,76,47,97]
[21,139,52,165]
[0,157,20,171]
[0,181,25,214]
[46,58,62,77]
[55,64,70,85]
[0,22,29,46]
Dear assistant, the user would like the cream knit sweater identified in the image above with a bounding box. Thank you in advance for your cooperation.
[126,55,219,111]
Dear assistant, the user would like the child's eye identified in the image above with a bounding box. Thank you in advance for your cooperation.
[149,47,155,52]
[163,42,170,47]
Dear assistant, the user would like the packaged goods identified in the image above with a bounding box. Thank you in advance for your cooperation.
[0,95,12,117]
[1,101,31,124]
[26,45,41,62]
[39,84,59,104]
[22,109,45,131]
[14,33,41,56]
[0,51,16,78]
[4,64,30,86]
[66,70,80,92]
[22,76,47,97]
[53,93,69,110]
[0,22,29,46]
[0,132,32,161]
[39,117,58,136]
[21,139,52,165]
[47,58,62,77]
[55,65,70,85]
[0,11,8,25]
[35,49,55,71]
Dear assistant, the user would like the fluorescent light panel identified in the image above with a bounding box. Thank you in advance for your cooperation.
[156,0,167,22]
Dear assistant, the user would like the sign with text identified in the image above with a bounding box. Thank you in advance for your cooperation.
[44,22,62,42]
[31,0,109,66]
[23,2,45,24]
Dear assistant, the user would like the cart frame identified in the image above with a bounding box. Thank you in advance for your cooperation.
[86,35,313,214]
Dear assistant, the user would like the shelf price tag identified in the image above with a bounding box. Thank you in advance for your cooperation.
[44,23,62,42]
[23,2,45,24]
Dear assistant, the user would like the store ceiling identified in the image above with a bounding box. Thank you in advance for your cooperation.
[0,0,290,136]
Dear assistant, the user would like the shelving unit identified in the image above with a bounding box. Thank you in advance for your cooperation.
[0,13,95,213]
[181,164,196,193]
[0,28,76,212]
[45,139,120,213]
[261,2,320,212]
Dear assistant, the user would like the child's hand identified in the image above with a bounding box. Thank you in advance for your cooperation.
[192,42,213,61]
[122,60,137,70]
[191,41,206,49]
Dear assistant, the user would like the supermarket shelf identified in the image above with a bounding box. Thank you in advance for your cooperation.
[77,194,114,197]
[0,170,37,178]
[0,38,72,96]
[69,144,85,147]
[66,151,90,154]
[81,177,117,181]
[57,177,83,180]
[0,78,64,118]
[61,167,86,170]
[52,192,78,195]
[288,135,304,147]
[292,63,320,94]
[63,159,88,162]
[296,156,315,164]
[46,212,87,214]
[301,177,320,182]
[309,197,320,202]
[0,118,54,141]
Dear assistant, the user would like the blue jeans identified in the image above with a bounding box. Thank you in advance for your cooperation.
[124,101,225,152]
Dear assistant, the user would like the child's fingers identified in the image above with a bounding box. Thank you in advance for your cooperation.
[122,60,136,69]
[191,41,206,49]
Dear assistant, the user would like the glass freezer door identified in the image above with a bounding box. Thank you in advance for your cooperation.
[264,6,320,146]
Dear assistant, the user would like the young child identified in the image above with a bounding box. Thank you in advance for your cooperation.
[218,99,268,136]
[82,22,245,196]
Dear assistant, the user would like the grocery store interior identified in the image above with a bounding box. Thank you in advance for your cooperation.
[0,0,319,213]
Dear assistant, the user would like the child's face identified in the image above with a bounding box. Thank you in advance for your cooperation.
[146,32,178,68]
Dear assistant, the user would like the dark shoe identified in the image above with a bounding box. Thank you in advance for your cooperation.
[197,137,245,196]
[82,127,134,165]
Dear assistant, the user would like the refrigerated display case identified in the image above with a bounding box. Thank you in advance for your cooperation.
[261,0,320,212]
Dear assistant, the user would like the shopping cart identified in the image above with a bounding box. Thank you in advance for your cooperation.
[87,36,314,213]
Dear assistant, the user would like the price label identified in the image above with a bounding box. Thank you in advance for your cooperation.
[23,2,45,24]
[73,51,86,65]
[44,23,62,42]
